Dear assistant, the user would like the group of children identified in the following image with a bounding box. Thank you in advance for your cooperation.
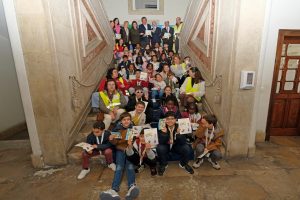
[78,111,223,200]
[80,16,223,200]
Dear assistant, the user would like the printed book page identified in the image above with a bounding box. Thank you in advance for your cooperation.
[75,142,94,152]
[144,128,159,148]
[178,118,192,134]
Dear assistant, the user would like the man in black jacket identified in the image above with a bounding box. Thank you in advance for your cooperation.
[161,21,174,51]
[139,16,152,48]
[77,121,116,180]
[156,111,194,176]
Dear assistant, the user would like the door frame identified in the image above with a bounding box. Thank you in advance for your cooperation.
[266,29,300,140]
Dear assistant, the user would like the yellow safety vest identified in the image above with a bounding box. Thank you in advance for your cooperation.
[99,91,121,110]
[186,77,201,101]
[173,23,183,34]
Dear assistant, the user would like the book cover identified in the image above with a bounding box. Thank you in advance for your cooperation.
[75,142,94,152]
[143,128,158,147]
[158,119,166,130]
[125,128,140,140]
[111,131,122,139]
[178,118,192,134]
[140,72,148,81]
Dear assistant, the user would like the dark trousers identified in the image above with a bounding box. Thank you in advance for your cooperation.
[156,143,190,166]
[141,157,157,169]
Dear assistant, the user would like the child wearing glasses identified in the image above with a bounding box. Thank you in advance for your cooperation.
[126,86,149,112]
[156,111,194,176]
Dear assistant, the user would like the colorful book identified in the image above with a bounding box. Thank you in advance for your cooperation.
[75,142,94,152]
[178,118,192,134]
[143,128,159,147]
[125,128,140,140]
[158,119,166,130]
[111,131,122,139]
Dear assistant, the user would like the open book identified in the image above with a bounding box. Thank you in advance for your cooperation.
[75,142,94,152]
[144,128,159,148]
[178,118,192,134]
[125,128,140,140]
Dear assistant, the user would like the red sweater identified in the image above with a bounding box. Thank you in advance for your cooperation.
[98,77,130,95]
[130,79,148,88]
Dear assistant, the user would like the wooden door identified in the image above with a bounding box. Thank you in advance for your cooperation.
[266,30,300,139]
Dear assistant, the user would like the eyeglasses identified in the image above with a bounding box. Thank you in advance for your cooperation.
[136,91,143,93]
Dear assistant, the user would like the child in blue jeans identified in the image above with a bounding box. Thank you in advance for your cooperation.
[100,112,139,200]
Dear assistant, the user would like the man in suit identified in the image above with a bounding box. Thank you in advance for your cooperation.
[139,17,152,48]
[161,21,174,52]
[151,20,161,47]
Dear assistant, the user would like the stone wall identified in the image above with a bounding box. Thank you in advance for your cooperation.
[11,0,113,166]
[181,0,266,157]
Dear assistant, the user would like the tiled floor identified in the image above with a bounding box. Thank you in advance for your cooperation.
[0,136,300,200]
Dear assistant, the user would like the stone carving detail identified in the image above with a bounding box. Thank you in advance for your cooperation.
[76,0,106,69]
[187,0,215,73]
[180,0,219,81]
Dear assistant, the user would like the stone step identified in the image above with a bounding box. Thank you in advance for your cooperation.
[67,145,106,165]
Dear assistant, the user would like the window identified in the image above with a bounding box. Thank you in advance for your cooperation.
[128,0,164,15]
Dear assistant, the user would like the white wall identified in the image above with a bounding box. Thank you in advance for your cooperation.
[102,0,189,25]
[255,0,300,140]
[0,1,25,132]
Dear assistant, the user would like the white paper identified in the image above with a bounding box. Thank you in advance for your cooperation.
[75,142,94,152]
[178,118,192,134]
[163,32,170,39]
[197,149,210,159]
[144,128,159,147]
[129,75,136,80]
[115,33,121,39]
[140,72,148,81]
[145,30,152,36]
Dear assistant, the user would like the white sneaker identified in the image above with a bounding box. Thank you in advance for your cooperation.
[125,185,140,200]
[192,159,204,169]
[108,163,116,171]
[77,168,90,180]
[208,158,221,170]
[100,189,120,200]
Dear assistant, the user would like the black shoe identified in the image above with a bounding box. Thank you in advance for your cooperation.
[150,167,157,176]
[179,163,194,174]
[158,165,166,176]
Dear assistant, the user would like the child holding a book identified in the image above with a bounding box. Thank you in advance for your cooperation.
[129,101,146,126]
[77,121,115,180]
[126,128,157,176]
[156,111,194,176]
[192,114,224,170]
[100,112,139,200]
[181,103,202,130]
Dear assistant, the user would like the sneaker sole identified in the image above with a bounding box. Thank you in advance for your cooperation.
[100,193,120,200]
[125,187,140,200]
